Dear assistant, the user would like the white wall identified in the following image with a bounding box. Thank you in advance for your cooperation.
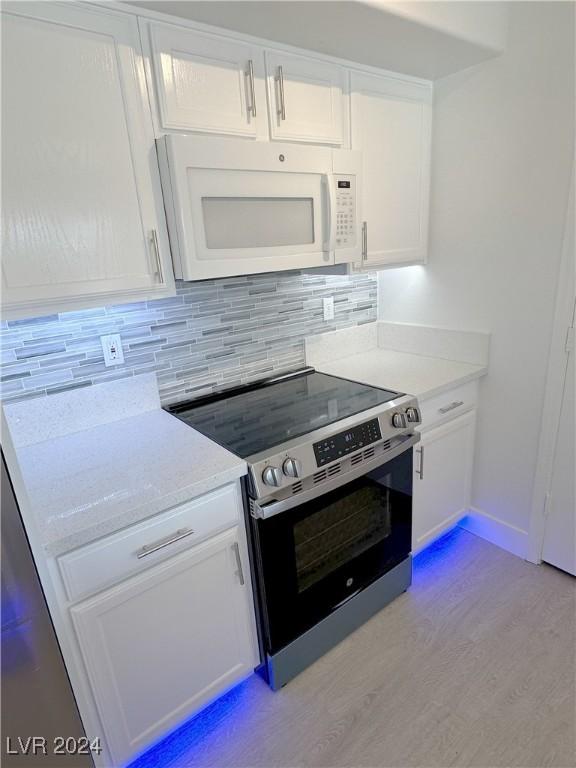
[378,1,574,551]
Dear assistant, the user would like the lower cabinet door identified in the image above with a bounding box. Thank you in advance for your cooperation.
[412,411,476,553]
[71,527,258,766]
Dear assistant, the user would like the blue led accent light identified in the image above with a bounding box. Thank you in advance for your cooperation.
[1,583,39,676]
[129,527,465,768]
[128,676,260,768]
[412,526,468,577]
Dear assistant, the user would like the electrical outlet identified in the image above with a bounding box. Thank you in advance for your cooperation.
[101,334,124,367]
[323,296,335,321]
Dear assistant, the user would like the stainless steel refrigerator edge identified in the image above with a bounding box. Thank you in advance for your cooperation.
[1,452,92,767]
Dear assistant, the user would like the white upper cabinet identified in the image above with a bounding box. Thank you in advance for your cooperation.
[1,3,174,319]
[147,23,267,138]
[351,71,432,268]
[265,50,345,145]
[145,24,346,146]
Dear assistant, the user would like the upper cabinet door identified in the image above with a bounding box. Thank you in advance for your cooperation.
[1,3,174,318]
[149,24,267,138]
[351,72,432,268]
[266,50,345,145]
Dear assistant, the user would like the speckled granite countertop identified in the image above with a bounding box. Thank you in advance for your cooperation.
[305,322,490,401]
[314,348,486,400]
[3,375,246,556]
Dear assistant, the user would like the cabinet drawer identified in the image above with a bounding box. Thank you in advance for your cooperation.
[419,381,478,431]
[58,483,240,602]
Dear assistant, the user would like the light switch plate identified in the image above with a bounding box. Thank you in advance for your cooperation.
[101,334,124,367]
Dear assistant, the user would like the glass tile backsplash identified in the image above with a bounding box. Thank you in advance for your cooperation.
[0,271,376,406]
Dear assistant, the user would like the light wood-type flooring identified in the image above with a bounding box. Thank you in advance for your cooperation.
[132,528,576,768]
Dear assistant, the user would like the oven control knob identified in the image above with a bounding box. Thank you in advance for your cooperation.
[282,457,302,478]
[392,412,407,429]
[405,407,421,424]
[262,466,283,487]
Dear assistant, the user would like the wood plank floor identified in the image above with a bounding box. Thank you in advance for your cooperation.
[133,528,576,768]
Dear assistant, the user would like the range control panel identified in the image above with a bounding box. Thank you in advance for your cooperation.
[335,176,356,249]
[314,418,382,467]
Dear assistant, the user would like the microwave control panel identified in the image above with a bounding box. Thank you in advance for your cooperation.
[314,418,382,467]
[335,176,356,249]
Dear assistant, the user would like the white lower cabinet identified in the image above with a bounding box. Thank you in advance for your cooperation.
[412,410,476,553]
[70,527,258,766]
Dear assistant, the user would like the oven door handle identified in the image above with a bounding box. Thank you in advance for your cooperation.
[251,432,420,519]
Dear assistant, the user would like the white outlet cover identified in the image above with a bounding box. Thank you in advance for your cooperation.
[101,334,124,367]
[323,296,335,321]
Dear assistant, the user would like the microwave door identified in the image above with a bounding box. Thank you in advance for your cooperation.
[181,168,333,280]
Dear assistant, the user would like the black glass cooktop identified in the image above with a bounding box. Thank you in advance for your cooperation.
[167,369,400,459]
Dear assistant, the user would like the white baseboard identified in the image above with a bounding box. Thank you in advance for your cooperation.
[458,508,529,559]
[413,511,465,555]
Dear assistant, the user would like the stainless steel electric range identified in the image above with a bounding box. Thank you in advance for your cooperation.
[167,367,421,690]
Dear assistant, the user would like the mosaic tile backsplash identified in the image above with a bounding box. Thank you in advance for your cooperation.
[0,271,376,406]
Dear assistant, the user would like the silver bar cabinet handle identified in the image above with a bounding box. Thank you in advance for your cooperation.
[276,65,286,121]
[232,542,245,585]
[136,528,194,559]
[416,447,424,480]
[438,400,464,415]
[362,221,368,260]
[151,229,164,284]
[246,59,256,118]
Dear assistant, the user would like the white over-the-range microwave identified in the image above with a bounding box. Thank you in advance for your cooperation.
[157,135,363,280]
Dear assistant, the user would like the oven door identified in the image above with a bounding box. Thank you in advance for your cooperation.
[252,448,413,655]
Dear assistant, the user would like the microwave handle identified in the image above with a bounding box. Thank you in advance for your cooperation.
[325,174,337,254]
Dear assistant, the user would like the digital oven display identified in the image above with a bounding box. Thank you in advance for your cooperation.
[313,418,382,466]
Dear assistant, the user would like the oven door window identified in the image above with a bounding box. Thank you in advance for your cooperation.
[294,485,391,593]
[254,449,412,654]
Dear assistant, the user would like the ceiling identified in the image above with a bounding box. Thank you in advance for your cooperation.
[126,1,508,80]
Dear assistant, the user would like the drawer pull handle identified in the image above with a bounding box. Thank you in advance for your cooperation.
[232,542,245,585]
[438,400,464,415]
[136,528,194,559]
